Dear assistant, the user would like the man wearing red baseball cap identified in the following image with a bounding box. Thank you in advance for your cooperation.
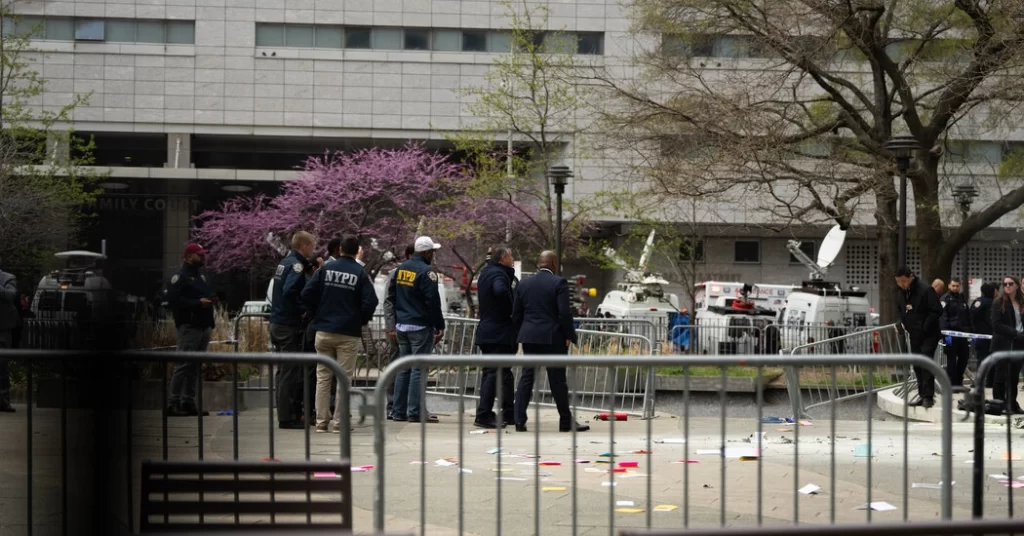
[163,242,216,417]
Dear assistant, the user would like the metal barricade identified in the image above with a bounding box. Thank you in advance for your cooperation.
[669,323,767,355]
[777,322,873,353]
[785,324,909,417]
[0,349,362,536]
[964,350,1024,520]
[576,318,664,352]
[15,319,79,350]
[370,353,954,535]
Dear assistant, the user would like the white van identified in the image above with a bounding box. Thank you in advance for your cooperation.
[779,281,872,351]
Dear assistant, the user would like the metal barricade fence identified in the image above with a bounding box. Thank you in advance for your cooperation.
[777,322,875,354]
[668,324,767,355]
[16,319,80,350]
[575,318,664,353]
[370,353,954,536]
[785,324,909,417]
[964,350,1024,521]
[0,349,362,536]
[426,323,656,418]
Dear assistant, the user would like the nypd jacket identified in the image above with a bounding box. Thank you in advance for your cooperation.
[475,260,517,347]
[389,254,445,332]
[383,268,398,332]
[970,295,993,335]
[270,250,313,326]
[301,256,378,337]
[940,291,970,331]
[0,270,20,332]
[164,263,215,329]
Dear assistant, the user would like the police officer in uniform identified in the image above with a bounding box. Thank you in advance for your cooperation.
[473,245,518,429]
[270,231,319,429]
[390,236,445,423]
[940,278,971,387]
[383,244,416,419]
[0,257,18,413]
[970,282,996,387]
[164,243,215,417]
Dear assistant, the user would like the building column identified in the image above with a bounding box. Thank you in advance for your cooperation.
[162,182,192,280]
[166,133,192,169]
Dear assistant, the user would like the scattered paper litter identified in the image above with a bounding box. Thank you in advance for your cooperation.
[856,502,897,511]
[459,468,473,474]
[492,468,512,473]
[798,484,821,495]
[543,486,567,492]
[599,452,613,457]
[854,444,877,457]
[602,482,618,487]
[469,430,489,435]
[673,460,700,464]
[497,477,526,481]
[632,449,652,454]
[313,472,338,478]
[435,459,457,467]
[696,449,721,455]
[1001,452,1022,461]
[653,505,678,512]
[912,482,954,490]
[990,474,1009,479]
[723,448,760,459]
[487,447,503,455]
[585,468,605,474]
[619,473,648,479]
[539,461,561,466]
[615,508,644,514]
[777,428,794,433]
[574,459,591,464]
[1002,481,1024,489]
[351,465,374,472]
[516,462,537,466]
[409,461,427,465]
[799,420,813,426]
[655,438,686,444]
[618,461,639,468]
[616,500,635,506]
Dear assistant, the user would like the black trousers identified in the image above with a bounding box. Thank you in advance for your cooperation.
[270,323,305,424]
[944,337,971,387]
[975,339,993,387]
[514,343,572,427]
[0,330,11,407]
[993,360,1024,411]
[476,344,516,423]
[913,338,939,400]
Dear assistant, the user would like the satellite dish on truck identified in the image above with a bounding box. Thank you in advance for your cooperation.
[787,224,847,280]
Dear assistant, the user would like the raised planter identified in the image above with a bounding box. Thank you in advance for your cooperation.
[654,373,786,393]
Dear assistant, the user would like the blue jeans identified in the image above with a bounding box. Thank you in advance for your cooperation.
[392,328,434,419]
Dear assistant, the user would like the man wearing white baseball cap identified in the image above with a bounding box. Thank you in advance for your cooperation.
[389,236,445,423]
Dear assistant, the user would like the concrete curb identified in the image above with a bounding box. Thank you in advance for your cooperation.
[875,384,1020,426]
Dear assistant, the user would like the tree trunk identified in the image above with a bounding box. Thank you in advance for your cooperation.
[912,158,952,283]
[875,193,900,325]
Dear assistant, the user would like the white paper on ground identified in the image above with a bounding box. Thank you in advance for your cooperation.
[602,482,618,487]
[696,449,721,455]
[798,484,820,495]
[459,468,473,474]
[435,459,457,467]
[616,500,635,506]
[855,502,897,511]
[723,448,760,458]
[497,477,526,481]
[911,482,955,490]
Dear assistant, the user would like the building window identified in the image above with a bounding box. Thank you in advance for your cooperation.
[284,25,315,48]
[462,30,487,52]
[734,240,761,263]
[789,241,815,264]
[345,27,371,49]
[404,28,430,50]
[255,23,284,46]
[577,32,604,55]
[371,28,402,50]
[679,238,705,262]
[432,29,461,51]
[4,16,195,44]
[74,19,105,41]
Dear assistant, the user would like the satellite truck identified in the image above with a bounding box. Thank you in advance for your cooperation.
[594,230,683,331]
[779,225,872,351]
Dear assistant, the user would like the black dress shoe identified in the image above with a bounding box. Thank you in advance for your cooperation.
[560,422,590,433]
[473,419,503,429]
[182,405,210,417]
[908,398,926,407]
[278,420,304,430]
[0,403,15,413]
[922,398,935,409]
[166,405,189,417]
[515,424,528,432]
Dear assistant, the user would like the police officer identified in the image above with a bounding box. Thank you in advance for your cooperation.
[301,236,379,433]
[164,243,215,417]
[383,244,415,419]
[270,231,320,429]
[473,245,518,429]
[390,236,445,423]
[940,278,971,387]
[971,282,996,387]
[895,266,943,408]
[0,257,18,413]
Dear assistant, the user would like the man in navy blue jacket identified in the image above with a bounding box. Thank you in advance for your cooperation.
[270,231,320,429]
[512,251,589,433]
[302,236,378,434]
[473,245,518,429]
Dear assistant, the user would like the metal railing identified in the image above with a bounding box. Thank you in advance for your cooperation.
[370,353,954,535]
[668,324,768,355]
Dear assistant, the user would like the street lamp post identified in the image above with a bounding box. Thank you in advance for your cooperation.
[547,165,572,274]
[953,183,979,302]
[883,135,921,268]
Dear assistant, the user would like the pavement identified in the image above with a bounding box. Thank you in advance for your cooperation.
[3,399,1024,536]
[876,384,1024,427]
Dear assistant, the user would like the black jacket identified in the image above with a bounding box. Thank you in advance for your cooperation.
[164,263,215,329]
[512,269,576,346]
[270,250,314,326]
[940,291,970,331]
[970,296,994,335]
[475,261,518,347]
[390,254,445,332]
[0,270,20,332]
[898,276,942,353]
[301,256,378,337]
[990,298,1024,353]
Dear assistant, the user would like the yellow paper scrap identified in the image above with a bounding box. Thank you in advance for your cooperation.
[615,508,645,514]
[492,468,512,473]
[654,505,679,512]
[543,486,567,492]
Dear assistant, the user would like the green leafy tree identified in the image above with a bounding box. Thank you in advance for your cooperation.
[1,6,101,279]
[590,0,1024,322]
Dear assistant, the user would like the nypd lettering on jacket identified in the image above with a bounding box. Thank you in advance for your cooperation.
[390,254,445,332]
[324,269,359,289]
[300,256,379,338]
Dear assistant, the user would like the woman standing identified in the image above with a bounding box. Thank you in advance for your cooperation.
[989,276,1024,415]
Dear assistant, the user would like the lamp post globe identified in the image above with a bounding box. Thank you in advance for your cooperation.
[883,135,921,269]
[547,165,573,275]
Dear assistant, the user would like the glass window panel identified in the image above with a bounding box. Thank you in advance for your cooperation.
[432,29,460,51]
[713,35,746,58]
[315,26,343,48]
[345,27,371,48]
[44,18,74,40]
[105,20,135,42]
[14,16,44,37]
[486,31,511,53]
[285,25,314,47]
[543,32,576,54]
[254,23,284,46]
[166,21,194,44]
[372,28,402,49]
[404,28,429,50]
[734,241,760,263]
[135,20,164,43]
[74,19,105,41]
[577,32,603,55]
[462,30,486,52]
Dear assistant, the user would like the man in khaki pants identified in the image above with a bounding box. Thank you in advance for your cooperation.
[301,236,379,433]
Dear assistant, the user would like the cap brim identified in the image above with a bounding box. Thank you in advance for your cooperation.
[431,243,441,250]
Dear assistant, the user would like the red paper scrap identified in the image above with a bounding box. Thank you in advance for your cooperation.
[618,461,639,468]
[539,461,561,467]
[673,460,700,464]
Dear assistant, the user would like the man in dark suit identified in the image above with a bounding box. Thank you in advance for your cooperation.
[0,259,19,413]
[512,251,589,433]
[895,266,943,408]
[473,245,518,429]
